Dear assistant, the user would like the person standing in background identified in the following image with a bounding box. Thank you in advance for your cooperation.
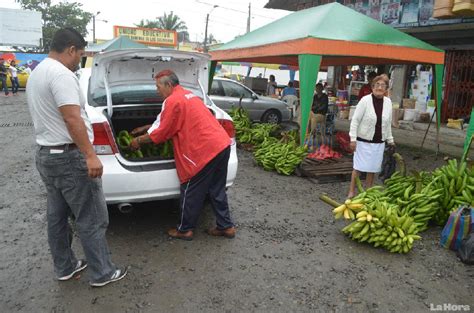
[358,71,377,101]
[266,74,277,97]
[310,83,329,133]
[9,60,20,95]
[0,58,9,96]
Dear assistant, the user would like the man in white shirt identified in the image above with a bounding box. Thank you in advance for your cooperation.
[26,28,127,287]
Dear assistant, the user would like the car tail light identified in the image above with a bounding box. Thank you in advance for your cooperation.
[92,122,118,155]
[218,119,235,138]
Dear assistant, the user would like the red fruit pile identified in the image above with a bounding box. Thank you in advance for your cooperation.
[307,144,342,160]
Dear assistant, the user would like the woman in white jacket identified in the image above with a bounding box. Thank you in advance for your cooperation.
[348,75,395,198]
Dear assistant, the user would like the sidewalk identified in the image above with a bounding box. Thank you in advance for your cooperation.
[335,118,470,157]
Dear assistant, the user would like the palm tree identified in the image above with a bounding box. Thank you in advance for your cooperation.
[157,11,187,32]
[136,11,189,42]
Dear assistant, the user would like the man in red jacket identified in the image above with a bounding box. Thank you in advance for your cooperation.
[130,70,235,240]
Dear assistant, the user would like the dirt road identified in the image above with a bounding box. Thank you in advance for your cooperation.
[1,93,472,313]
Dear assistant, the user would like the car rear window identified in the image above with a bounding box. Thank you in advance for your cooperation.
[91,84,163,106]
[89,83,211,107]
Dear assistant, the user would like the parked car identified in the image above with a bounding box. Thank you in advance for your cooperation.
[77,49,238,206]
[210,77,292,124]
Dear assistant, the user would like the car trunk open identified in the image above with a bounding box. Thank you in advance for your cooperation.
[89,49,211,162]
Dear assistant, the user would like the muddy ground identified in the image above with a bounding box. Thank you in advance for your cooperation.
[0,93,472,313]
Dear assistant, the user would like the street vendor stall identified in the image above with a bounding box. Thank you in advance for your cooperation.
[209,2,446,146]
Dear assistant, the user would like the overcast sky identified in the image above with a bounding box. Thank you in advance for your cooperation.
[0,0,291,43]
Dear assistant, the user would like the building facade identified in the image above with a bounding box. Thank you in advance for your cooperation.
[265,0,474,121]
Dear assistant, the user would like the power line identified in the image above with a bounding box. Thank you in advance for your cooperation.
[195,0,275,19]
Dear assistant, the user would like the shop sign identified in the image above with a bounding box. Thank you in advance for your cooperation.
[113,26,177,47]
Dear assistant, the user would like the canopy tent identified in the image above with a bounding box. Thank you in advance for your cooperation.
[86,36,148,53]
[210,2,446,145]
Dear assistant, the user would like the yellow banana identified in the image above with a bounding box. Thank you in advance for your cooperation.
[356,211,368,219]
[366,214,373,222]
[333,204,346,214]
[343,208,351,220]
[357,216,367,222]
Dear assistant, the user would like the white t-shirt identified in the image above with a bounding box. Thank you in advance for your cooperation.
[26,57,93,146]
[9,65,17,78]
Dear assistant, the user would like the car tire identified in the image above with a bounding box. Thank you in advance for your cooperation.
[262,109,281,124]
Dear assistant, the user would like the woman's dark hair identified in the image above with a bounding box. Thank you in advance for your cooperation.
[288,81,294,87]
[50,28,87,53]
[269,74,275,82]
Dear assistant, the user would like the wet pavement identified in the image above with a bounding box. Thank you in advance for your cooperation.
[1,93,472,313]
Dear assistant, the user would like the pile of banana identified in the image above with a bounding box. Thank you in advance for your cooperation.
[430,159,474,225]
[384,159,473,227]
[320,156,474,253]
[229,107,252,141]
[238,123,279,145]
[116,130,173,159]
[253,137,307,175]
[341,201,421,254]
[322,188,422,253]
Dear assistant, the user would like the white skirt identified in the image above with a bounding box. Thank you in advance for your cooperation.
[353,140,385,173]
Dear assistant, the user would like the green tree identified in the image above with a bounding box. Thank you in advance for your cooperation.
[135,11,189,42]
[15,0,92,52]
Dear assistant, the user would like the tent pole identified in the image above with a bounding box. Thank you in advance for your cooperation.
[434,64,444,156]
[208,61,217,93]
[298,54,322,145]
[462,108,474,159]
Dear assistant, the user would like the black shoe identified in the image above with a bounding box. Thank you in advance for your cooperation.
[90,266,128,287]
[57,260,88,281]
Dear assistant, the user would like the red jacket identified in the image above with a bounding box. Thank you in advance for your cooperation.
[148,85,230,183]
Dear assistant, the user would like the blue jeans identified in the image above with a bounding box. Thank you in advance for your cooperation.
[10,77,19,94]
[0,75,8,95]
[35,145,116,282]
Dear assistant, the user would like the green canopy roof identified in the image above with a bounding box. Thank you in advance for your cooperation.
[215,2,442,53]
[87,36,149,53]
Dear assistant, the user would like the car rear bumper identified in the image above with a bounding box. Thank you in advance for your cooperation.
[100,143,238,204]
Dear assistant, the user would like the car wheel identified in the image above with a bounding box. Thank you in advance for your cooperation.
[262,109,281,124]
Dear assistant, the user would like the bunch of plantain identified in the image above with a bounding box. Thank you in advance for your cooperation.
[117,130,143,158]
[332,198,365,220]
[239,123,279,145]
[429,159,474,225]
[253,137,307,175]
[229,107,252,142]
[116,130,173,159]
[341,201,421,253]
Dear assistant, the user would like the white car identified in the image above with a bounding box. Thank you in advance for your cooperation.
[77,49,238,207]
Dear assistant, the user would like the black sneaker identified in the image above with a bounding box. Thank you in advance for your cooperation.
[90,266,128,287]
[58,260,88,281]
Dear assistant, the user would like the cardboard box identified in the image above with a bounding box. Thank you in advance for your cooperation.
[402,98,416,109]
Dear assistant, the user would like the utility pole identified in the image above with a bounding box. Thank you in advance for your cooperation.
[93,11,100,44]
[204,13,210,52]
[203,5,218,53]
[246,2,251,33]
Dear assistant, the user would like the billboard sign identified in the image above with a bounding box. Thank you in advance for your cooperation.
[0,8,42,47]
[113,26,177,47]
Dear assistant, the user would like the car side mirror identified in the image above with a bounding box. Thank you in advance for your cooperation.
[252,94,258,100]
